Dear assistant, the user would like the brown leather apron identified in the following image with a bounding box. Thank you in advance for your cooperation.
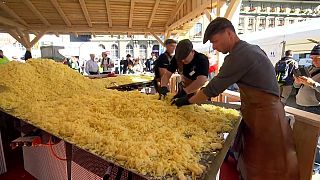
[236,84,299,180]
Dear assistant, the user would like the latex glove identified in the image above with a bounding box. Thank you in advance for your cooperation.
[159,86,169,100]
[171,96,190,107]
[172,88,187,99]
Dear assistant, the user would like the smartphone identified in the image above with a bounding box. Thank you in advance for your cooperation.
[293,67,310,77]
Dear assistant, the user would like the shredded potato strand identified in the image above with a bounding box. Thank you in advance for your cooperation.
[0,59,239,179]
[94,75,154,88]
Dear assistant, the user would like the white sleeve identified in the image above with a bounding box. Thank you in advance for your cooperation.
[85,61,90,74]
[313,82,320,93]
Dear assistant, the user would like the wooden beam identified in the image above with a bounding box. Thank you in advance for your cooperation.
[0,16,26,29]
[79,0,92,27]
[165,0,186,27]
[204,9,216,21]
[0,3,28,27]
[171,29,187,33]
[150,32,164,47]
[91,21,109,24]
[7,29,21,42]
[30,25,165,33]
[7,29,28,48]
[216,0,222,17]
[50,0,72,27]
[16,29,31,48]
[54,32,59,37]
[165,31,171,40]
[168,1,217,30]
[105,0,112,27]
[33,32,39,37]
[147,0,160,28]
[24,31,30,43]
[30,31,45,47]
[133,0,156,2]
[24,0,51,26]
[92,32,96,38]
[224,0,241,20]
[129,0,135,28]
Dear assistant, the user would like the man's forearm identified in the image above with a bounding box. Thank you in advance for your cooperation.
[313,82,320,93]
[184,76,207,94]
[159,68,167,78]
[160,71,172,87]
[189,90,209,104]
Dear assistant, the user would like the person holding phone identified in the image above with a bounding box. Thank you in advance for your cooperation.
[293,44,320,114]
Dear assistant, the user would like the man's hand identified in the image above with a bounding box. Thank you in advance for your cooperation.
[159,86,169,100]
[293,75,302,85]
[172,88,187,99]
[297,76,316,87]
[171,96,191,107]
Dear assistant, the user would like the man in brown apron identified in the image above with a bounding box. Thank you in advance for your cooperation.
[172,17,299,179]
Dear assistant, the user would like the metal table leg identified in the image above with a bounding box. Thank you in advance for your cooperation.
[65,142,72,180]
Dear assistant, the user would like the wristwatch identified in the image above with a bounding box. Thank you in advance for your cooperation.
[312,82,319,89]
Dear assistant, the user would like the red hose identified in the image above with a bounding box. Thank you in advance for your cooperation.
[49,136,67,161]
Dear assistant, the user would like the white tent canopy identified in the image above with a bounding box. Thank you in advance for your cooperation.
[240,18,320,65]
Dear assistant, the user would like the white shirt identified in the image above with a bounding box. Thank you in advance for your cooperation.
[102,57,114,72]
[85,60,99,74]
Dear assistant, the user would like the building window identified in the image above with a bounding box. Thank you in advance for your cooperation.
[278,18,284,26]
[194,23,202,37]
[289,19,295,24]
[280,4,285,13]
[268,18,275,28]
[249,3,255,12]
[126,44,134,57]
[290,5,296,13]
[248,18,254,27]
[139,44,147,59]
[111,44,119,59]
[99,44,106,50]
[258,18,266,31]
[240,4,244,11]
[259,18,266,27]
[270,6,276,13]
[260,3,266,12]
[239,17,245,28]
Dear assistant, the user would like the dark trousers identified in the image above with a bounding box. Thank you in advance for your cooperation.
[89,71,98,75]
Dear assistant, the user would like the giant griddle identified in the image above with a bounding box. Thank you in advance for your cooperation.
[1,80,241,179]
[107,80,154,92]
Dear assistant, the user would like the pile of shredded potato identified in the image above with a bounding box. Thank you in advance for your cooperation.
[0,59,239,179]
[93,75,154,88]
